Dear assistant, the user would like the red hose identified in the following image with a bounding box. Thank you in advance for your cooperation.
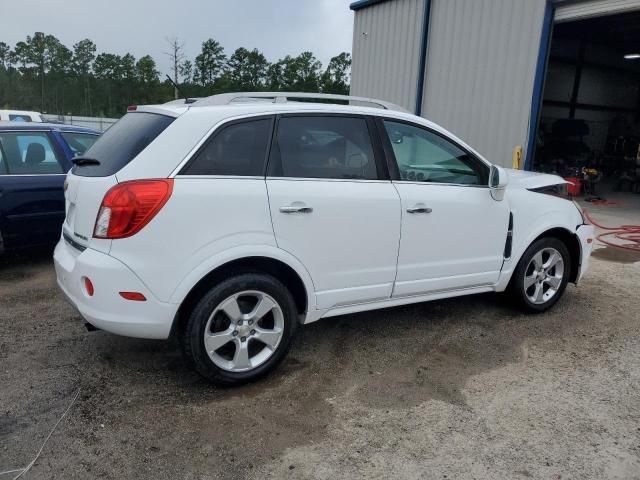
[583,209,640,252]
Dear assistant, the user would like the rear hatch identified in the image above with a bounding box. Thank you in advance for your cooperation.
[62,111,176,253]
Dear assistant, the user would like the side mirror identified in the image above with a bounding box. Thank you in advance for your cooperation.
[489,165,508,201]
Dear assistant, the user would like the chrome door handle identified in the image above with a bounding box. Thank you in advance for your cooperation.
[280,205,313,214]
[406,205,432,214]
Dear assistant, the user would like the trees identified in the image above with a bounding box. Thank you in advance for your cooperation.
[165,37,185,99]
[267,52,322,92]
[72,39,96,114]
[194,39,226,87]
[11,32,65,110]
[94,53,121,112]
[94,53,121,80]
[179,60,193,84]
[227,47,268,91]
[321,52,351,95]
[135,55,159,84]
[119,54,137,82]
[0,32,352,117]
[0,42,10,70]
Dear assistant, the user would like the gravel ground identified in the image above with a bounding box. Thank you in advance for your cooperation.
[1,245,639,480]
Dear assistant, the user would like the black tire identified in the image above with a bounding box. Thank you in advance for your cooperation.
[182,273,298,386]
[510,237,571,313]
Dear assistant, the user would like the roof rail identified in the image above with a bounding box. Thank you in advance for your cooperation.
[191,92,410,113]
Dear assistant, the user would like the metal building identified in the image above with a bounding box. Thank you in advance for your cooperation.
[350,0,640,170]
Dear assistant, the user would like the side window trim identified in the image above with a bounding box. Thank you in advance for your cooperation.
[374,116,401,181]
[177,114,275,177]
[375,116,490,186]
[266,112,389,181]
[47,131,71,172]
[0,138,7,174]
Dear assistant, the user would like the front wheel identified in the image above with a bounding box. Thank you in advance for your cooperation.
[182,273,298,386]
[510,237,571,313]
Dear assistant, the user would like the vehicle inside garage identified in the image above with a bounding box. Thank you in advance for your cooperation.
[533,10,640,199]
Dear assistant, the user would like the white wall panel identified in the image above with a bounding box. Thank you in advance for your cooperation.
[350,0,426,112]
[420,0,548,166]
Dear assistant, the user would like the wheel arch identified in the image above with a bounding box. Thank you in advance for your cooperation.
[169,254,313,339]
[509,227,581,286]
[531,227,581,283]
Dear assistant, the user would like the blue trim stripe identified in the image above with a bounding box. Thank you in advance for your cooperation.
[525,0,555,171]
[350,0,393,11]
[414,0,431,116]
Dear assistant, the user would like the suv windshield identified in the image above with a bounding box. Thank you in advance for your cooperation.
[72,112,174,177]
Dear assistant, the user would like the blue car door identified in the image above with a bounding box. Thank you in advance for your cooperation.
[0,130,69,249]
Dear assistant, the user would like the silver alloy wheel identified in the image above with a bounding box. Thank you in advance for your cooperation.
[203,290,284,372]
[524,247,565,305]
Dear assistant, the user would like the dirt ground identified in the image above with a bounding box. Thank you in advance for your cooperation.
[1,241,639,479]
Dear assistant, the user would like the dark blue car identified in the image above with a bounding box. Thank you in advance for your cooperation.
[0,122,101,252]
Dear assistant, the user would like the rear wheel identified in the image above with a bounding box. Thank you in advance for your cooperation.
[510,237,571,313]
[182,273,298,385]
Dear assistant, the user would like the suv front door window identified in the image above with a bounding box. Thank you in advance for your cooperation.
[383,120,487,185]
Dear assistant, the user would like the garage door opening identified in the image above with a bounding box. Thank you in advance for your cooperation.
[532,10,640,202]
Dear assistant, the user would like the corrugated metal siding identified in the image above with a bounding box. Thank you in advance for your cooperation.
[421,0,547,167]
[555,0,640,22]
[350,0,426,112]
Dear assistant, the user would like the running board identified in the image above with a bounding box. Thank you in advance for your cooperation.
[308,285,494,323]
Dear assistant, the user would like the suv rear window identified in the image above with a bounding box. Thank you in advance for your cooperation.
[72,112,174,177]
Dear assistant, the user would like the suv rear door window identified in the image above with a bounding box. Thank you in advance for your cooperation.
[72,112,174,177]
[180,118,272,176]
[268,116,379,180]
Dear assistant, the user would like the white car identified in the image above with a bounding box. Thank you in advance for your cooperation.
[54,92,594,385]
[0,109,44,122]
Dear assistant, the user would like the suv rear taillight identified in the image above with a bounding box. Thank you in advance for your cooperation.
[93,179,173,239]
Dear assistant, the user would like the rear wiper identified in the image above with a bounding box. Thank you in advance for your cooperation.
[72,156,100,166]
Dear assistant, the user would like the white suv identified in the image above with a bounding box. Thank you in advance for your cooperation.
[54,92,594,385]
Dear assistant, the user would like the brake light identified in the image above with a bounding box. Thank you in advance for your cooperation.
[93,179,173,239]
[127,105,137,111]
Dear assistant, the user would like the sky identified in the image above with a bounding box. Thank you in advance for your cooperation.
[1,0,355,75]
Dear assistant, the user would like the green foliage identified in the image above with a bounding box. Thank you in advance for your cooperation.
[0,32,351,118]
[227,47,268,90]
[194,39,226,87]
[179,59,193,84]
[71,39,96,77]
[321,53,351,95]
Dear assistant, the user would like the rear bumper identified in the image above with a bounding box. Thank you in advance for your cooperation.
[576,224,595,283]
[54,239,177,339]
